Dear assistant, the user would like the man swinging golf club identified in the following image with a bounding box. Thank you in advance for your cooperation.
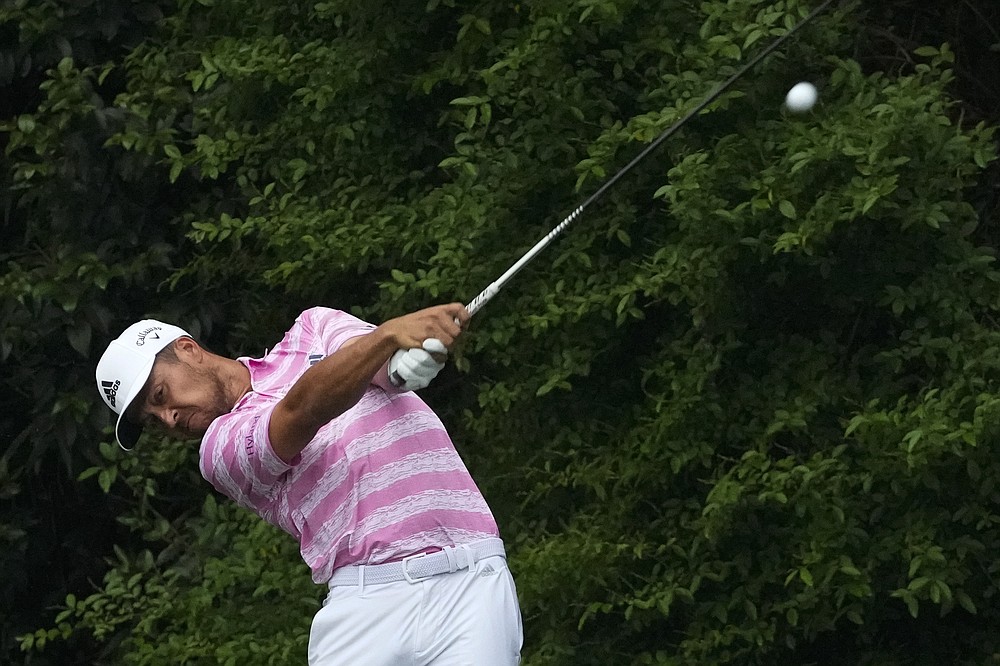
[89,4,839,660]
[95,303,522,665]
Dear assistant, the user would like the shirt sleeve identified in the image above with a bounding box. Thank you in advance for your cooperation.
[299,306,377,355]
[199,403,292,505]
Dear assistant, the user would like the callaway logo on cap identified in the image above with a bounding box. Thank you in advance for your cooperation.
[95,319,191,451]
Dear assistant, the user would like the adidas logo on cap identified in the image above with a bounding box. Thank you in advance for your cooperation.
[102,379,121,407]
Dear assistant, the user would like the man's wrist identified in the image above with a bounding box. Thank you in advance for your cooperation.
[369,324,402,355]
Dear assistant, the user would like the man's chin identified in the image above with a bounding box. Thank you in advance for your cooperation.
[171,427,202,440]
[179,414,221,438]
[184,426,208,438]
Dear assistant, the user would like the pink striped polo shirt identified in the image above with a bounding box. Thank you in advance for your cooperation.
[199,307,499,583]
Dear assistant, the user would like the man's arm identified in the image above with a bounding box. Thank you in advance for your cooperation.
[268,303,468,463]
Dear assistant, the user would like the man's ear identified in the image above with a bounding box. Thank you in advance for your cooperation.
[173,336,203,362]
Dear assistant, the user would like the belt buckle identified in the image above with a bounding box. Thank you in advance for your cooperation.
[401,552,433,584]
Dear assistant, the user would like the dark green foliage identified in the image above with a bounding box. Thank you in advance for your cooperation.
[3,0,1000,664]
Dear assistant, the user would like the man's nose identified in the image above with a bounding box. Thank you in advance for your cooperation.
[157,408,180,429]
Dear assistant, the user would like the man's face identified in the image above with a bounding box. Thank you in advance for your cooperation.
[136,351,232,439]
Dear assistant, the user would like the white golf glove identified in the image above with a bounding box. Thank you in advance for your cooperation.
[387,338,448,391]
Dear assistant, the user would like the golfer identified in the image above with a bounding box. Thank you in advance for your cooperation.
[95,303,522,665]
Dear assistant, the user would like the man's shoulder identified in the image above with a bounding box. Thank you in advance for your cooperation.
[297,306,347,326]
[297,307,375,333]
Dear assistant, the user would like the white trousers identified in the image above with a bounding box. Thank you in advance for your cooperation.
[308,555,522,665]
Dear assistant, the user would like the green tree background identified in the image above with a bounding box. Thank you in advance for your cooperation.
[3,0,1000,664]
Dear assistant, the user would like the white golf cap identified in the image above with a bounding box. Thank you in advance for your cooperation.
[95,319,191,451]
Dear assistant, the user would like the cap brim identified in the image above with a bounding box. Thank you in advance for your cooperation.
[113,355,155,451]
[115,415,143,451]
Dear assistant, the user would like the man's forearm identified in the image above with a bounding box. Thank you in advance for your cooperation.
[267,303,468,462]
[269,328,396,461]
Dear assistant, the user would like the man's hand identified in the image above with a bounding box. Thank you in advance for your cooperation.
[380,303,469,391]
[388,339,447,390]
[379,303,469,350]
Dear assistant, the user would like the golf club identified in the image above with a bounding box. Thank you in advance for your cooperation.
[464,0,838,317]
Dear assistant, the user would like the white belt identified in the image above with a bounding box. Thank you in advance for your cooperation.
[327,538,506,588]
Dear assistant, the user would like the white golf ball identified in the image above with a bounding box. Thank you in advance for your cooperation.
[785,81,818,113]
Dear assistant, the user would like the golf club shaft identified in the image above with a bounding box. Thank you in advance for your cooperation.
[465,0,837,317]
